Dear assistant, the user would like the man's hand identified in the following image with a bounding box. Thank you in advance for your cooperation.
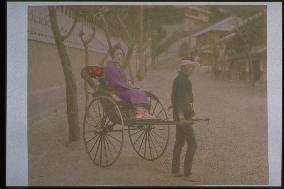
[178,118,193,126]
[178,113,193,126]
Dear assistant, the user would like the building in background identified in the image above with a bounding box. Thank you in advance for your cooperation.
[190,10,266,85]
[190,16,241,66]
[218,11,266,85]
[161,5,210,61]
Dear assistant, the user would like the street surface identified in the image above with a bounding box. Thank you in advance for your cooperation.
[29,65,268,186]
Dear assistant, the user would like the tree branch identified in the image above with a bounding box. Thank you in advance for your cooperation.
[100,15,113,51]
[85,28,96,45]
[115,12,134,46]
[79,12,99,48]
[99,50,110,67]
[79,30,87,48]
[61,12,78,41]
[123,43,134,68]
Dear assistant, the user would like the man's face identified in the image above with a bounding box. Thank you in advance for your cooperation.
[182,64,195,76]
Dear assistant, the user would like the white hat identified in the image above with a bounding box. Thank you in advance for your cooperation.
[180,59,200,66]
[194,56,200,62]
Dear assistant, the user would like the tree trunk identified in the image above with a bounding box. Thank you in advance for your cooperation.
[151,54,156,69]
[123,45,135,85]
[128,64,135,86]
[236,28,254,86]
[144,49,147,73]
[48,6,80,141]
[246,50,254,86]
[84,46,90,110]
[240,35,254,86]
[101,21,113,52]
[80,28,95,111]
[136,6,144,80]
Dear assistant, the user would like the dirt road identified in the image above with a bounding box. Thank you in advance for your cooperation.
[29,65,268,186]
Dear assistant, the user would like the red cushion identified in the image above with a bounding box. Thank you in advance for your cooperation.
[84,66,104,78]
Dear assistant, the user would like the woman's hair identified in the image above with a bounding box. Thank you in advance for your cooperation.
[110,43,125,58]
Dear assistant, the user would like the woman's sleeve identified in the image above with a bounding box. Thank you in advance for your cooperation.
[105,64,128,89]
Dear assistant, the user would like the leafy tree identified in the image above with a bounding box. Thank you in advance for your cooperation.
[232,11,266,85]
[101,5,189,76]
[144,6,187,68]
[214,10,266,85]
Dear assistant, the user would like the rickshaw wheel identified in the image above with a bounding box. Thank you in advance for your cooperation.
[128,94,170,161]
[83,95,124,167]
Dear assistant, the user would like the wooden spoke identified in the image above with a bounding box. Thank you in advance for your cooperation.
[99,136,103,166]
[147,132,153,159]
[128,94,169,161]
[83,95,124,167]
[149,132,159,157]
[129,128,143,137]
[107,133,122,143]
[86,134,99,144]
[93,137,102,162]
[133,130,146,146]
[149,131,163,149]
[138,132,147,154]
[144,131,147,157]
[152,130,167,141]
[105,135,118,154]
[89,135,101,154]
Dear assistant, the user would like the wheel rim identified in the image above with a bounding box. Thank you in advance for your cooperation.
[83,96,124,167]
[128,97,170,160]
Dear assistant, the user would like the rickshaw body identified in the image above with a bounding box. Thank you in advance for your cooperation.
[82,66,170,167]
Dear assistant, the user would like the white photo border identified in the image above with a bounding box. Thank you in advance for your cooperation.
[6,1,282,186]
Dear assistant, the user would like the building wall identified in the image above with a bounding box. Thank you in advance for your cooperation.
[196,31,226,48]
[27,6,123,121]
[28,39,107,121]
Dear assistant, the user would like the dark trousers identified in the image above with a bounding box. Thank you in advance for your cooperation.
[171,123,197,176]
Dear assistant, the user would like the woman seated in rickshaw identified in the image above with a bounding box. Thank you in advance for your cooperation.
[82,43,155,119]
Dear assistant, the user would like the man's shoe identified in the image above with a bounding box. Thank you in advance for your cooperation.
[183,174,200,182]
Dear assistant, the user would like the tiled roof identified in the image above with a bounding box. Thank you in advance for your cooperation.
[192,16,241,37]
[217,11,265,44]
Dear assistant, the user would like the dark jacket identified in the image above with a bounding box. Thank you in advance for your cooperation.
[171,71,194,121]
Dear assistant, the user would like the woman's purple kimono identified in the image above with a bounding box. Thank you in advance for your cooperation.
[104,61,148,105]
